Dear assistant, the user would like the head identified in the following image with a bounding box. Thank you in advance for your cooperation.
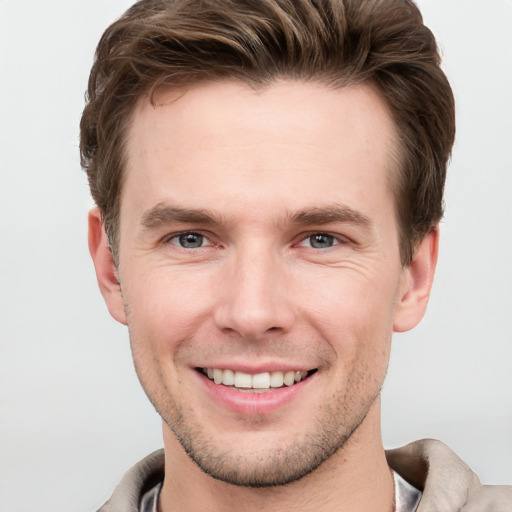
[83,0,453,490]
[81,0,455,267]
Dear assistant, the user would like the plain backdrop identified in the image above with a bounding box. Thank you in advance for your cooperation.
[0,1,511,511]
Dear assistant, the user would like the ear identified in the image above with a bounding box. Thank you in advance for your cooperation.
[393,228,439,333]
[88,207,127,325]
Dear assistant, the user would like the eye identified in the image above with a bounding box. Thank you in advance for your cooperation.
[169,232,209,249]
[299,233,340,249]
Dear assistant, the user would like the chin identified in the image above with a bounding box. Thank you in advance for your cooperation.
[163,397,371,488]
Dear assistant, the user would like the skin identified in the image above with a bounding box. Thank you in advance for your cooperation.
[89,80,438,512]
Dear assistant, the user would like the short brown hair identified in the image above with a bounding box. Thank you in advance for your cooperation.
[80,0,455,265]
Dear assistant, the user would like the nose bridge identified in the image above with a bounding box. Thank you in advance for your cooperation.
[214,241,293,339]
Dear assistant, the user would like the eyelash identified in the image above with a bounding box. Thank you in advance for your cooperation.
[164,230,348,251]
[165,231,213,249]
[296,232,350,250]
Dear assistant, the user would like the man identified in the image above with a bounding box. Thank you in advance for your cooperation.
[81,0,512,511]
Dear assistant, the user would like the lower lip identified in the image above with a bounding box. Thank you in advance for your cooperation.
[195,370,315,416]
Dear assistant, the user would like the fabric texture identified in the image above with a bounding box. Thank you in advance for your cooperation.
[394,470,422,512]
[96,450,164,512]
[139,481,162,512]
[95,439,512,512]
[137,469,422,512]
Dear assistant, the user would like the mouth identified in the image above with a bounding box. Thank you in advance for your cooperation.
[197,367,318,393]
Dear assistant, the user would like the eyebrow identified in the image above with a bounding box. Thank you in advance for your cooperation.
[140,205,223,229]
[289,205,372,229]
[140,203,372,231]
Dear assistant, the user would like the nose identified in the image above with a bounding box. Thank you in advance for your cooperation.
[213,246,295,340]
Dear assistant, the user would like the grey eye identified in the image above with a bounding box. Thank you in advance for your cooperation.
[309,233,335,249]
[175,232,205,248]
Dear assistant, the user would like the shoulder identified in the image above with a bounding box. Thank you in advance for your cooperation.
[96,449,165,512]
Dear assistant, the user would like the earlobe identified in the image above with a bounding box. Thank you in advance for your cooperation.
[393,228,439,333]
[88,207,127,325]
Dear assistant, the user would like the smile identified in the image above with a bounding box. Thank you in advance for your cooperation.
[200,368,315,391]
[196,366,318,414]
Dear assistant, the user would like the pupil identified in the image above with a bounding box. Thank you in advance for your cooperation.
[311,234,333,248]
[179,233,203,248]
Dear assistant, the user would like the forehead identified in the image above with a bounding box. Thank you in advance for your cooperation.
[123,80,399,224]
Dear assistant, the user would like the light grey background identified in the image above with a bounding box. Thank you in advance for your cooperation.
[0,1,511,511]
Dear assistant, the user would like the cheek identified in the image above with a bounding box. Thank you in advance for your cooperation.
[296,270,397,392]
[123,267,215,341]
[123,275,195,397]
[299,267,399,337]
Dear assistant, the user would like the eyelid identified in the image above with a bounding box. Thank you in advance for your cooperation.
[295,231,350,248]
[162,230,215,247]
[160,229,350,249]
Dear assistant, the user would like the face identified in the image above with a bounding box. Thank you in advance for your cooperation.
[90,80,436,487]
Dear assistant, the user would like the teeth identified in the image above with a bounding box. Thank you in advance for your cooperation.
[202,368,310,389]
[270,371,284,388]
[213,369,223,384]
[252,372,270,389]
[222,369,235,386]
[234,371,252,388]
[283,371,295,386]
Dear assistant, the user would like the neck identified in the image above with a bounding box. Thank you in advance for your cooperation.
[159,399,393,512]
